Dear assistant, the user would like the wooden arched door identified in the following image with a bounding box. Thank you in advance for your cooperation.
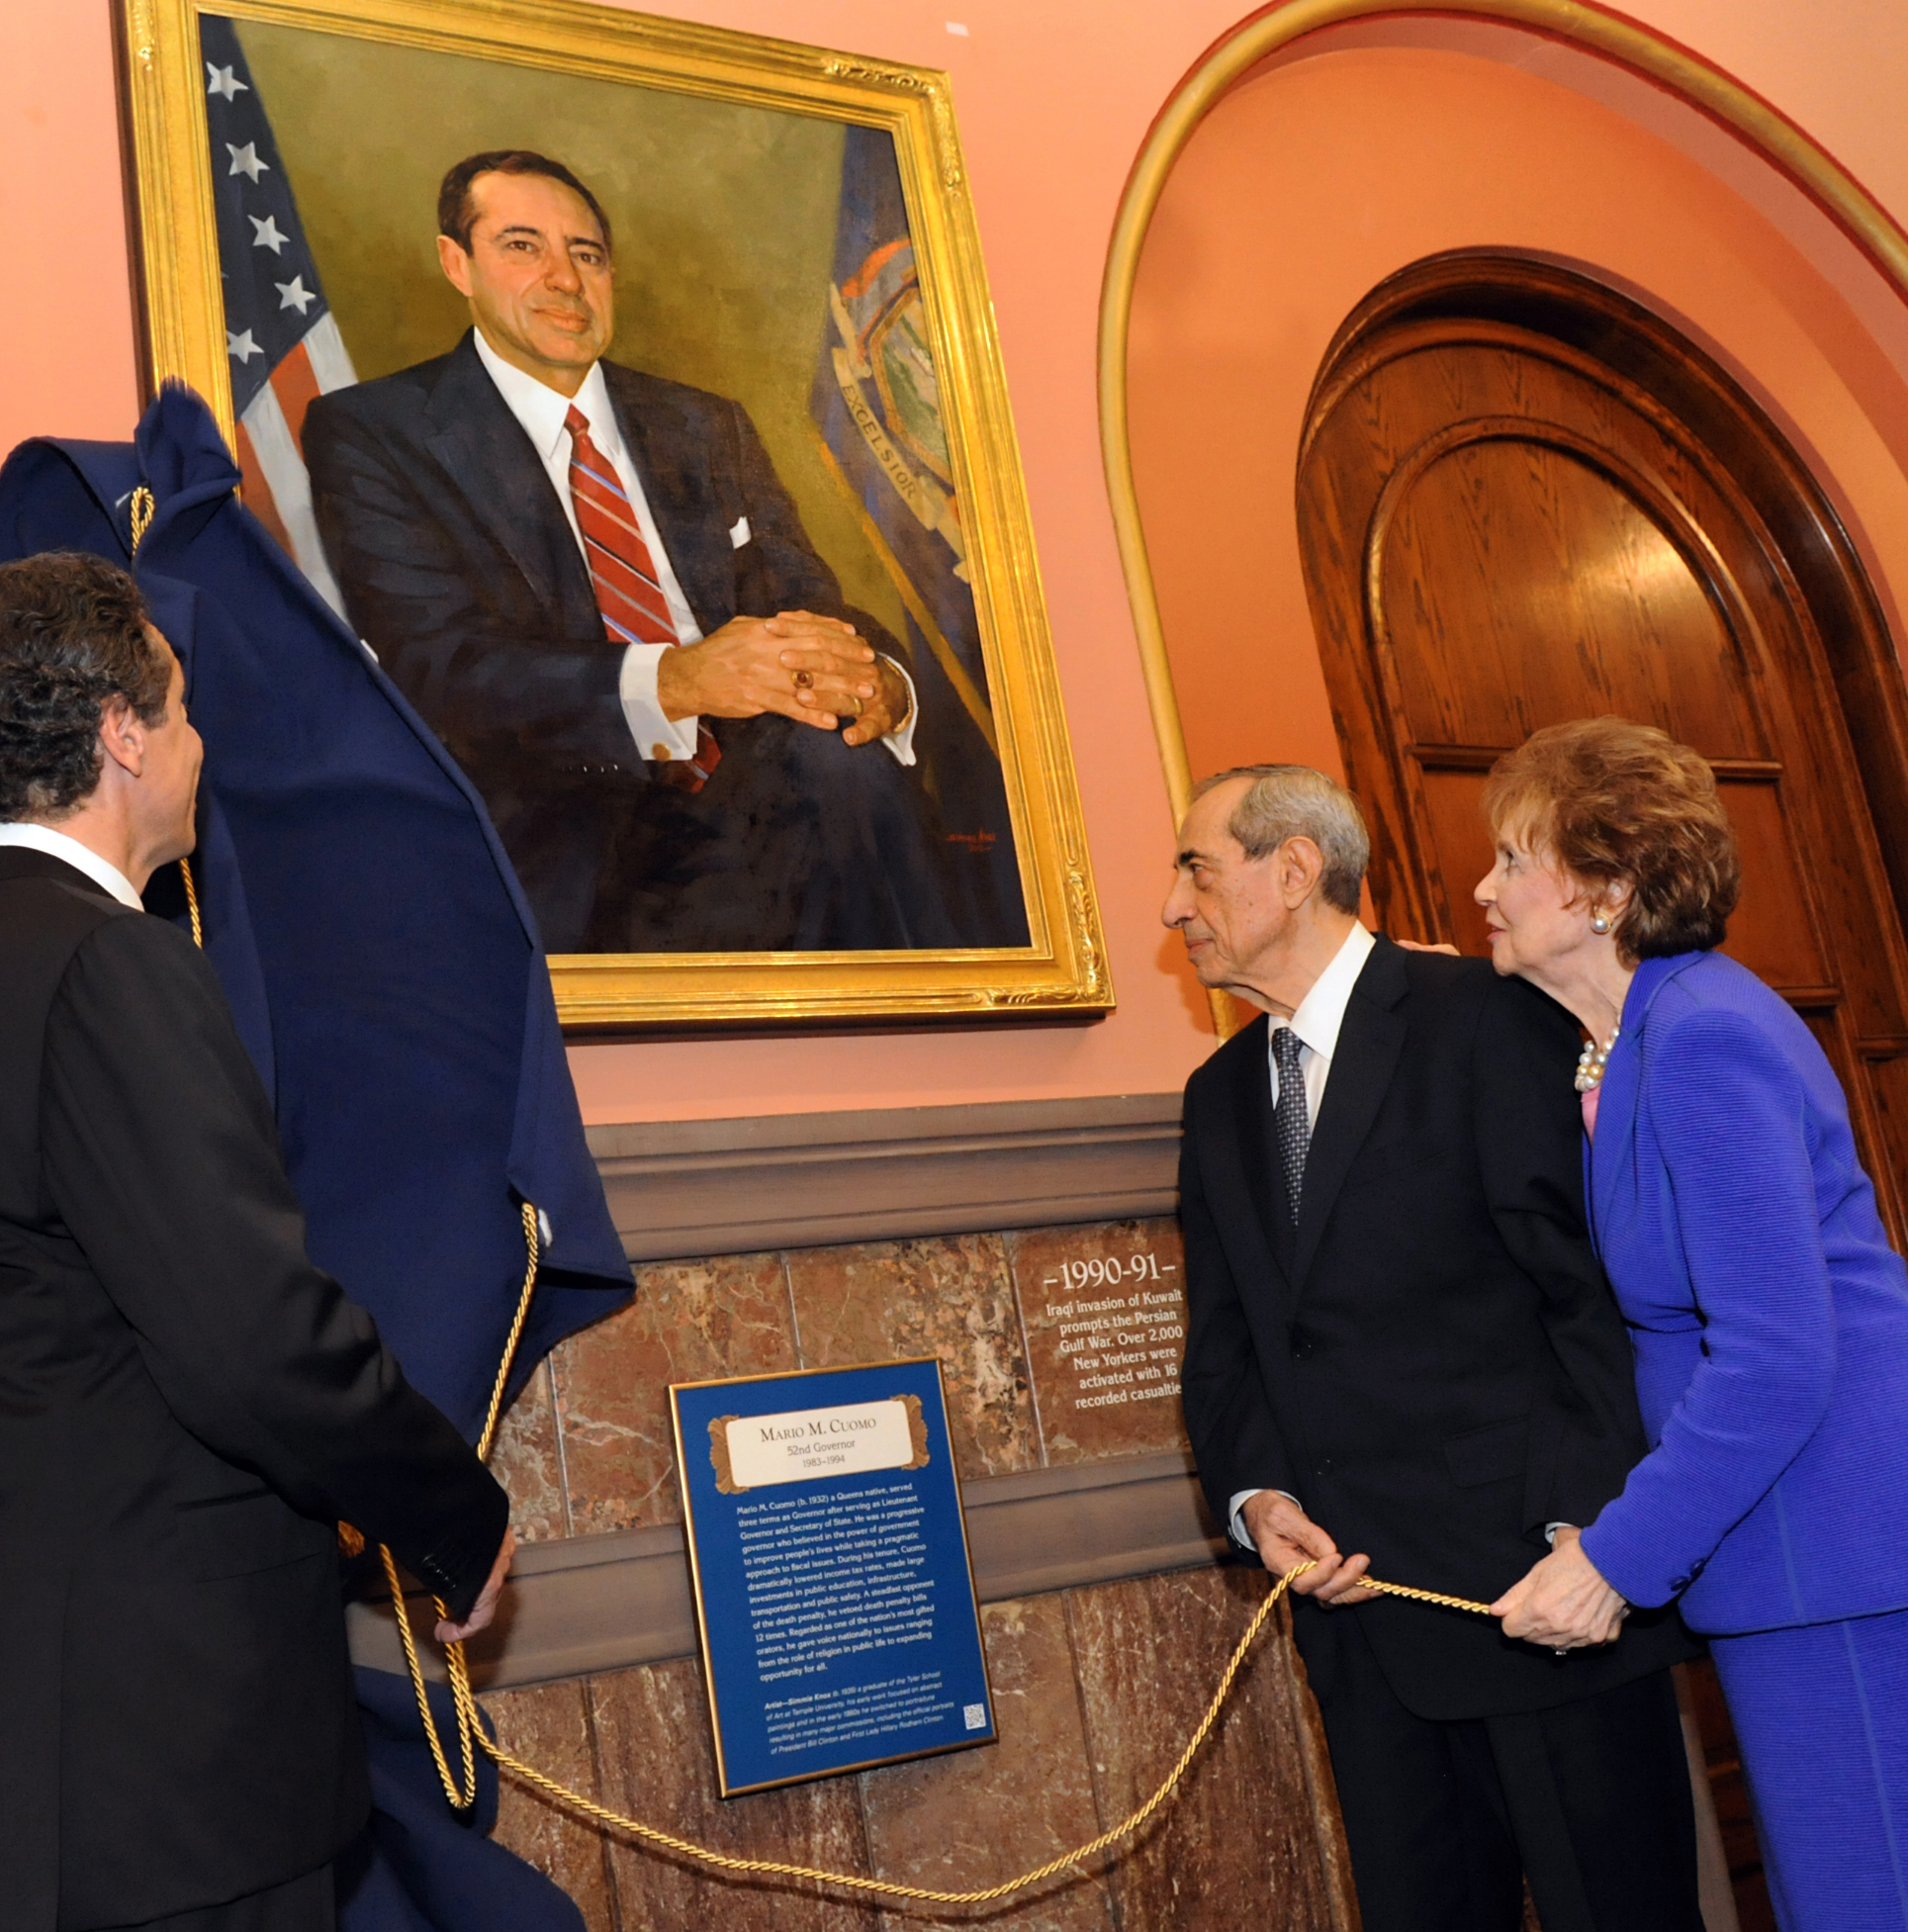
[1297,253,1908,1238]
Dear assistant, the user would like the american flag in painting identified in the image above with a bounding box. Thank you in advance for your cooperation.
[200,13,355,615]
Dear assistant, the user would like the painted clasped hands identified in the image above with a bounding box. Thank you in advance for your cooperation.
[655,608,909,747]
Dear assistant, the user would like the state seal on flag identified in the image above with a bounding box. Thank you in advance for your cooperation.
[829,239,970,582]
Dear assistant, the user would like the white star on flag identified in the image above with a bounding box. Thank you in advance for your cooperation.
[206,62,248,101]
[227,328,261,363]
[276,276,317,316]
[226,141,269,182]
[249,214,289,254]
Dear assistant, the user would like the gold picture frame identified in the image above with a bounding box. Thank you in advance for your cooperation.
[118,0,1110,1027]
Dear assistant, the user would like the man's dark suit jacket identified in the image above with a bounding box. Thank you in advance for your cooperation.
[305,331,963,955]
[1180,937,1692,1720]
[0,849,509,1931]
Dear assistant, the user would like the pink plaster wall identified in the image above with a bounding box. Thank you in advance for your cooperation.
[1129,28,1908,793]
[7,1,1908,1122]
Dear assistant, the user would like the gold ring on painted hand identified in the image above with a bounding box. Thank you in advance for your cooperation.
[843,695,863,720]
[792,668,814,690]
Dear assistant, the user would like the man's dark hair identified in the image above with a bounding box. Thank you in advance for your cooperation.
[437,150,612,255]
[0,552,170,820]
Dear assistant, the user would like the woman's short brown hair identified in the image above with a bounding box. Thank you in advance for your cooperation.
[1481,716,1741,961]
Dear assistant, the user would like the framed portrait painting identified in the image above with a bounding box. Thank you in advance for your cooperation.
[117,0,1110,1026]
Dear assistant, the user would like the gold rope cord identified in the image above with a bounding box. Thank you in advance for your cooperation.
[376,1200,1499,1905]
[145,465,1506,1893]
[177,855,204,949]
[383,1199,542,1814]
[481,1558,1496,1908]
[129,486,155,554]
[156,914,1499,1904]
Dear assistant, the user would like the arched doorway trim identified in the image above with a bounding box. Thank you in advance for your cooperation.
[1099,0,1908,822]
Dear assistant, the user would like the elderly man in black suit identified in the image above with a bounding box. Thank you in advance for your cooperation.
[306,148,1009,955]
[0,552,512,1932]
[1168,764,1702,1932]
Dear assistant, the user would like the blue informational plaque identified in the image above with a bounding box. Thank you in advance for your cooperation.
[671,1357,997,1795]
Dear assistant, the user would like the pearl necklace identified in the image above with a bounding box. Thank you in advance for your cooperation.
[1575,1022,1620,1094]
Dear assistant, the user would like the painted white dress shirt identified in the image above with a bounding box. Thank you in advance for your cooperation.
[470,331,917,768]
[0,821,143,909]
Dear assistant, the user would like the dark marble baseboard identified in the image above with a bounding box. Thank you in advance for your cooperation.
[587,1093,1183,1260]
[347,1449,1225,1691]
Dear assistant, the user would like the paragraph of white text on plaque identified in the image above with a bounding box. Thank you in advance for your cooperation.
[1042,1247,1187,1413]
[740,1481,935,1686]
[762,1671,957,1760]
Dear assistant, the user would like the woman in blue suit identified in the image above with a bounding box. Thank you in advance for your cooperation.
[1481,716,1908,1932]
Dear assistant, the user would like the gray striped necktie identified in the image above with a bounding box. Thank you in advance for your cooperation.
[1271,1025,1309,1226]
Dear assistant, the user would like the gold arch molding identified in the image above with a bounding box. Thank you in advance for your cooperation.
[1098,0,1908,830]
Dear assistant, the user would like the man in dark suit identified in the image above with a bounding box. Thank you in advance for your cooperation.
[1168,764,1702,1932]
[0,550,513,1930]
[306,148,1013,955]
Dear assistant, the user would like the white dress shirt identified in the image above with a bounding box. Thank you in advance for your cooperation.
[0,821,143,909]
[470,331,917,768]
[1266,920,1377,1130]
[1228,921,1375,1545]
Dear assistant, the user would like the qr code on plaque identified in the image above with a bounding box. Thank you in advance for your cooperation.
[962,1703,987,1730]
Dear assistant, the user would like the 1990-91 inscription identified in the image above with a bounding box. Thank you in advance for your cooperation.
[1012,1222,1192,1457]
[1042,1249,1185,1411]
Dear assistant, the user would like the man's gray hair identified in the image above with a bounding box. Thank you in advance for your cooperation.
[1192,765,1369,914]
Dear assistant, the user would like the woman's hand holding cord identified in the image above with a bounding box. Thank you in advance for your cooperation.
[1492,1525,1630,1651]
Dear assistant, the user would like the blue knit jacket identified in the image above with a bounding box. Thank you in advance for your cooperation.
[1578,949,1908,1634]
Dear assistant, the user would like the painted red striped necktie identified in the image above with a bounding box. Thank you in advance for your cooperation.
[565,404,720,792]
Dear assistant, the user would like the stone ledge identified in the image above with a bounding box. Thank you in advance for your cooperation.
[586,1093,1183,1261]
[349,1449,1225,1691]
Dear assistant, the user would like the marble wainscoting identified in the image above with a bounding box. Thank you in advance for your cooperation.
[479,1219,1359,1931]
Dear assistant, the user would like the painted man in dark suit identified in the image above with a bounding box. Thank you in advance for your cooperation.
[1168,764,1702,1932]
[0,552,512,1931]
[306,149,1004,955]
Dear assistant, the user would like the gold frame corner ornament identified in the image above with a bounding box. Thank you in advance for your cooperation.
[118,0,1110,1029]
[707,1414,742,1495]
[896,1391,931,1468]
[1097,0,1908,836]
